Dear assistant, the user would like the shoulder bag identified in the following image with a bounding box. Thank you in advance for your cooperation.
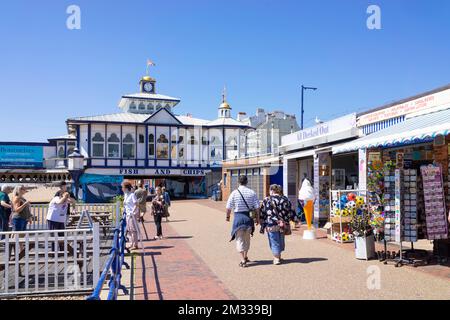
[237,189,257,220]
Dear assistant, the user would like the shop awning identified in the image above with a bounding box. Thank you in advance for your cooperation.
[333,108,450,154]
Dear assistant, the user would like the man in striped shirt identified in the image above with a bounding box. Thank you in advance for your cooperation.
[226,175,260,267]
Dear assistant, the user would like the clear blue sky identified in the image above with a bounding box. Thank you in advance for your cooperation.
[1,0,449,141]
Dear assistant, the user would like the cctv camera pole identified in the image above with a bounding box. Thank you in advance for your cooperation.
[301,85,318,130]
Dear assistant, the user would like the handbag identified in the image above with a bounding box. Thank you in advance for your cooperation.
[237,189,257,220]
[271,199,292,236]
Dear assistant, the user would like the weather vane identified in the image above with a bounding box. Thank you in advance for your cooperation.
[146,59,155,76]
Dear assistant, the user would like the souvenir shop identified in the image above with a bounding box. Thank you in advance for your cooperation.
[333,108,450,264]
[280,114,359,227]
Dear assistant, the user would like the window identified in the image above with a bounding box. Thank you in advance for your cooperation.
[139,134,145,144]
[147,103,154,111]
[129,102,136,110]
[57,141,65,158]
[138,102,145,110]
[171,133,177,159]
[107,133,120,158]
[189,135,198,145]
[178,129,185,160]
[157,133,169,159]
[92,132,105,157]
[67,141,76,156]
[122,133,135,159]
[148,133,155,157]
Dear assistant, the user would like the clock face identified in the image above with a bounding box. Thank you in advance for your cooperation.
[143,82,153,92]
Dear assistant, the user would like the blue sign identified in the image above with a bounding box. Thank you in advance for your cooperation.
[0,145,44,168]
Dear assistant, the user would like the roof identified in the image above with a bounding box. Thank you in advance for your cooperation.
[333,108,450,154]
[121,92,180,102]
[207,117,251,128]
[68,112,227,127]
[68,106,252,128]
[47,134,76,141]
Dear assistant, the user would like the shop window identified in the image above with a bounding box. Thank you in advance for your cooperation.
[122,133,135,159]
[92,132,105,158]
[148,133,155,158]
[107,133,120,158]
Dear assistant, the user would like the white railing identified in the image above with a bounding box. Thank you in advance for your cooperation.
[0,224,100,297]
[29,202,121,230]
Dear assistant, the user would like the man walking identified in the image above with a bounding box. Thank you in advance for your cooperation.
[134,183,148,222]
[226,175,260,268]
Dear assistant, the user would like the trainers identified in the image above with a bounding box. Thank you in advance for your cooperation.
[273,258,281,265]
[153,236,159,240]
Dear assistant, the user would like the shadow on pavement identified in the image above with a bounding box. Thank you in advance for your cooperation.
[144,245,174,250]
[162,220,187,223]
[250,257,328,266]
[165,235,193,240]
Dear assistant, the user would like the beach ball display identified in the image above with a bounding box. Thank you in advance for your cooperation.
[340,195,348,204]
[347,193,356,201]
[355,196,365,207]
[346,201,356,210]
[341,232,350,242]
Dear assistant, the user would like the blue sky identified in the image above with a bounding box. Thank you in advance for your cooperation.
[1,0,449,141]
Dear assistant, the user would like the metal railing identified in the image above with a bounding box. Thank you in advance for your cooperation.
[0,224,100,297]
[87,213,129,300]
[29,202,120,230]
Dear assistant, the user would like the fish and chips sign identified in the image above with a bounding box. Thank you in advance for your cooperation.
[0,145,44,169]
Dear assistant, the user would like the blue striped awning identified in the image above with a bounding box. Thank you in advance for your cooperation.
[333,108,450,154]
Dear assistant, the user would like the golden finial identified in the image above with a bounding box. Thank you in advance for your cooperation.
[220,85,231,109]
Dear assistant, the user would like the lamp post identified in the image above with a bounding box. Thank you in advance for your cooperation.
[301,85,318,130]
[68,148,85,201]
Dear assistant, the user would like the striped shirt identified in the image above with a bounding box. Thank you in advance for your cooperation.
[226,186,259,213]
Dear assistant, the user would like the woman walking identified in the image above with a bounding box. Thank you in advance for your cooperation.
[260,184,296,265]
[122,181,140,251]
[162,187,171,222]
[11,186,32,231]
[151,187,165,240]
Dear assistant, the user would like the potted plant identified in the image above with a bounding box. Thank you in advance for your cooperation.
[350,214,376,260]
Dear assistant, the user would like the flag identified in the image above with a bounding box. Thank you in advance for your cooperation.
[147,59,155,67]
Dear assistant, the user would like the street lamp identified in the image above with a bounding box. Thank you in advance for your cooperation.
[68,148,85,200]
[301,85,318,130]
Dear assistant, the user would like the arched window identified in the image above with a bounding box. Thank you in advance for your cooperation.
[92,132,105,157]
[147,103,154,112]
[107,133,120,158]
[148,133,155,157]
[138,102,145,110]
[189,135,198,145]
[122,133,135,159]
[157,133,169,159]
[129,102,137,110]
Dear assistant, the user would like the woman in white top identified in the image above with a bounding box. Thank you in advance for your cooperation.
[122,181,140,250]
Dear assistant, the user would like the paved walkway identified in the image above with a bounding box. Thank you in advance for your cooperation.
[133,214,235,300]
[133,200,450,300]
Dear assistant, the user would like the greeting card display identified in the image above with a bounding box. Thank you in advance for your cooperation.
[420,164,448,240]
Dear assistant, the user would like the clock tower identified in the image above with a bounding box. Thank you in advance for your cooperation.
[140,76,156,94]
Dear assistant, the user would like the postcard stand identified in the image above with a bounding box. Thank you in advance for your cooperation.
[382,169,419,267]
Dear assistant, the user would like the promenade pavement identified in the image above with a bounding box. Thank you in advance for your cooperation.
[133,199,450,300]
